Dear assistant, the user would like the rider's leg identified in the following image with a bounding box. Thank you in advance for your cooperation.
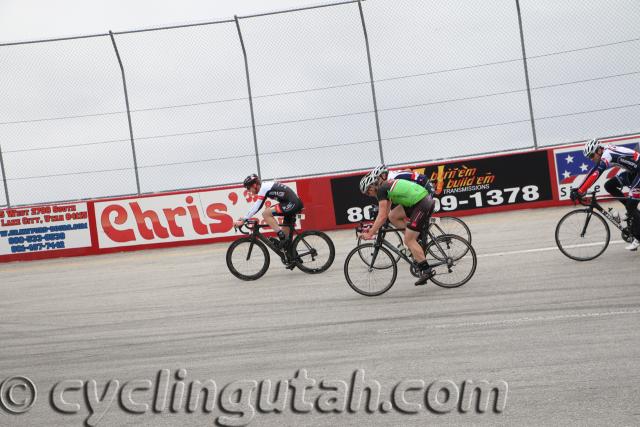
[262,207,285,238]
[625,172,640,248]
[604,176,627,209]
[403,228,425,263]
[406,197,436,285]
[277,201,303,240]
[627,198,640,240]
[388,205,408,230]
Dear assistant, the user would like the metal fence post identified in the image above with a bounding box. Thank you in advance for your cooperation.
[515,0,539,149]
[0,144,10,207]
[357,0,384,164]
[109,31,142,194]
[234,16,262,178]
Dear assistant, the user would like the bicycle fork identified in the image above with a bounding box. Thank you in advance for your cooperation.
[580,212,594,238]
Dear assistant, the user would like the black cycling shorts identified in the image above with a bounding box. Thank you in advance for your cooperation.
[404,196,435,232]
[272,200,304,225]
[611,170,640,189]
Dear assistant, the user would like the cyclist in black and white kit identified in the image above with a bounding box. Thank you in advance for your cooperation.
[234,174,303,246]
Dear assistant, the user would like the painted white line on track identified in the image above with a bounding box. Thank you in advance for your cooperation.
[477,240,624,258]
[377,308,640,334]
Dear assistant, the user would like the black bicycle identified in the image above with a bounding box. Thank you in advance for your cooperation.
[354,206,472,265]
[227,219,335,280]
[344,221,477,296]
[555,191,636,261]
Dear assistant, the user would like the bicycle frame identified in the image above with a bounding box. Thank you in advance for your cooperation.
[576,191,629,234]
[368,223,451,270]
[356,217,445,243]
[237,218,317,264]
[237,220,297,264]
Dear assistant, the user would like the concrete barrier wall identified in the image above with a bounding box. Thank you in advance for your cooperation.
[2,134,638,262]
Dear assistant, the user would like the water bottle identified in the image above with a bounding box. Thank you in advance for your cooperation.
[608,208,620,224]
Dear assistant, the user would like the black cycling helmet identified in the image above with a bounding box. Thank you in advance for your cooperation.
[243,174,260,188]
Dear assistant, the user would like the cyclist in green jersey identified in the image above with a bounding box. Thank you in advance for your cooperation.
[359,172,436,285]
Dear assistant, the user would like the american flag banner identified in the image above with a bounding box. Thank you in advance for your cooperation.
[554,140,640,200]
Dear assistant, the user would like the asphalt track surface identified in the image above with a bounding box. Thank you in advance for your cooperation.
[1,204,639,426]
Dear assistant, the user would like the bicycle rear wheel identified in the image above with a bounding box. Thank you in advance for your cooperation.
[226,237,270,280]
[555,209,610,261]
[344,244,397,296]
[432,216,472,244]
[292,230,335,274]
[425,235,476,288]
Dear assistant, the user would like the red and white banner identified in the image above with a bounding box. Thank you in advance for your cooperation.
[94,183,299,249]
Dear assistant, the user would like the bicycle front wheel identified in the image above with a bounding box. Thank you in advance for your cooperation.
[226,237,270,280]
[425,235,476,288]
[357,228,403,266]
[555,209,610,261]
[292,230,335,274]
[344,244,397,296]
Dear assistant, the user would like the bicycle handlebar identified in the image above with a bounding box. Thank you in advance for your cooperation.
[234,219,260,235]
[573,190,599,207]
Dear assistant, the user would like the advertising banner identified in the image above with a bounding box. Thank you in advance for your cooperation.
[94,183,299,249]
[0,203,91,255]
[553,139,640,200]
[331,150,553,225]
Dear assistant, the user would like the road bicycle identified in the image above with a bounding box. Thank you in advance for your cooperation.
[555,191,636,261]
[227,218,335,280]
[344,219,477,296]
[354,206,472,264]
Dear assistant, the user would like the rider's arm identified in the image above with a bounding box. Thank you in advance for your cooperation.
[577,161,607,194]
[367,200,391,235]
[242,182,272,220]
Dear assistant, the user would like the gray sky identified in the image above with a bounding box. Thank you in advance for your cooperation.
[0,0,326,42]
[0,0,638,206]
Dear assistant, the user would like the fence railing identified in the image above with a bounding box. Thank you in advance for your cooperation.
[1,0,638,207]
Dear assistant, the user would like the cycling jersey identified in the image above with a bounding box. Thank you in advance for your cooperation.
[243,181,302,220]
[578,144,640,193]
[388,170,429,186]
[376,179,428,207]
[388,169,437,196]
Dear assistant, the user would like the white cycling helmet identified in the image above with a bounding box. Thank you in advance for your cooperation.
[583,138,600,158]
[359,172,377,194]
[371,164,389,179]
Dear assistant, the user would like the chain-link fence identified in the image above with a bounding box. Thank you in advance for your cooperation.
[1,0,638,207]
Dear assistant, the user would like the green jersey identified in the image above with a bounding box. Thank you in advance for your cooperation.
[376,178,428,207]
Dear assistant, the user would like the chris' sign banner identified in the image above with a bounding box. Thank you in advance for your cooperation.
[331,150,553,225]
[93,184,298,248]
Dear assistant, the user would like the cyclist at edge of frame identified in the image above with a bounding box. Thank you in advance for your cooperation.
[570,138,640,251]
[359,172,436,286]
[370,164,436,231]
[234,174,304,248]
